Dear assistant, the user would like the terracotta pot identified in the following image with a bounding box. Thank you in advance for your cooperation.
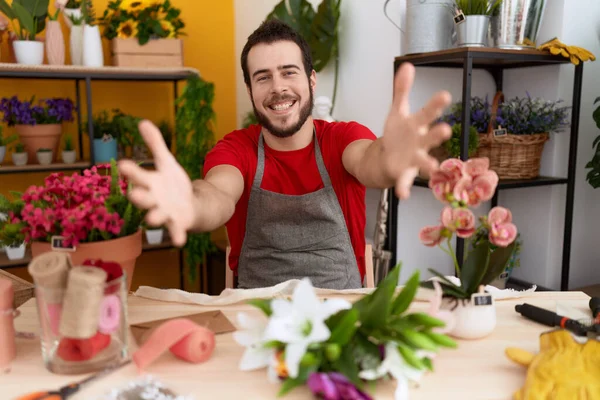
[15,124,62,164]
[31,229,142,291]
[45,20,65,65]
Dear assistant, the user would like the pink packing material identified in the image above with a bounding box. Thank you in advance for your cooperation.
[132,318,215,371]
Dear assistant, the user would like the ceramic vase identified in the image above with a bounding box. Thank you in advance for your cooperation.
[441,296,496,339]
[82,25,104,67]
[70,25,84,65]
[45,20,65,65]
[13,40,44,65]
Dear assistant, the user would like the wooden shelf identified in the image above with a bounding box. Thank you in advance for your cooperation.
[0,161,91,175]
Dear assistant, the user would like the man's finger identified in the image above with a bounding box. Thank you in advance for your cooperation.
[118,159,152,188]
[138,119,173,167]
[420,122,452,149]
[129,187,157,210]
[395,167,418,200]
[391,62,415,116]
[145,208,168,227]
[167,220,187,247]
[414,90,452,127]
[414,152,439,176]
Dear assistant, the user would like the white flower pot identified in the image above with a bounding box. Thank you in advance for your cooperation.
[5,243,26,260]
[82,25,104,67]
[441,296,496,339]
[62,150,76,164]
[70,25,84,65]
[37,151,53,165]
[63,8,82,28]
[13,40,44,65]
[12,152,28,166]
[145,228,164,245]
[0,146,5,164]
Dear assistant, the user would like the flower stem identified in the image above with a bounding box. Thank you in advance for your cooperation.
[446,238,461,278]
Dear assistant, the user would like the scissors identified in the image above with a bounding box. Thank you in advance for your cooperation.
[15,360,131,400]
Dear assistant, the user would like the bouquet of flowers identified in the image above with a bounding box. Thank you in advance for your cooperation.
[419,157,518,299]
[100,0,185,45]
[0,96,76,126]
[495,93,570,135]
[15,160,145,247]
[233,266,457,400]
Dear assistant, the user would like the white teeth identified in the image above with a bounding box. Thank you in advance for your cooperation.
[271,101,294,111]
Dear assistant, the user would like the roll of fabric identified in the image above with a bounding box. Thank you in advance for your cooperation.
[57,331,111,362]
[98,295,121,335]
[0,278,16,372]
[59,266,107,339]
[133,318,215,371]
[27,252,72,303]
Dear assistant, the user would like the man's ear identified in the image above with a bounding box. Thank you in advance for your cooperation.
[310,70,317,91]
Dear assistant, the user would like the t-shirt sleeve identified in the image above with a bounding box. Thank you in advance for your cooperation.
[337,121,377,153]
[203,131,247,178]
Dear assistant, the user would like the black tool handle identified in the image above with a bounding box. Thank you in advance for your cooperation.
[515,303,589,336]
[590,297,600,319]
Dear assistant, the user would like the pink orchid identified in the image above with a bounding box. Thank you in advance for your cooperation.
[429,159,466,203]
[462,157,490,177]
[452,170,498,207]
[440,159,464,182]
[426,280,455,334]
[486,207,517,247]
[419,225,445,247]
[441,206,475,238]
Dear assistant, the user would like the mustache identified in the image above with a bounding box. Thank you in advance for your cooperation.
[266,94,298,105]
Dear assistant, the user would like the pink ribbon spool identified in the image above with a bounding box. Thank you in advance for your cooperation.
[0,279,16,373]
[133,318,216,371]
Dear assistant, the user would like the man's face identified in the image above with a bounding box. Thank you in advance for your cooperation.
[246,40,316,138]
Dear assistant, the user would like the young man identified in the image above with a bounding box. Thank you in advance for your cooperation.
[118,20,452,289]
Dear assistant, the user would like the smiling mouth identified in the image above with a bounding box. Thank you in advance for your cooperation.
[268,100,297,112]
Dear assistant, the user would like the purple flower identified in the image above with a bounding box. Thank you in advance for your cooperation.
[0,96,76,126]
[307,372,372,400]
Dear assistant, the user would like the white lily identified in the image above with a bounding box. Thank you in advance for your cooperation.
[359,342,430,400]
[232,311,275,371]
[262,278,352,378]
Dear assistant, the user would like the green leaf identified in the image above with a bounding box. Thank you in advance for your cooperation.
[332,344,363,388]
[357,264,400,330]
[480,241,517,286]
[277,377,305,397]
[0,0,16,19]
[397,343,425,369]
[391,269,419,315]
[426,268,465,290]
[420,280,469,299]
[11,1,35,35]
[266,0,315,41]
[328,308,358,346]
[460,241,490,294]
[398,329,438,351]
[309,0,340,71]
[246,298,272,316]
[405,312,446,329]
[422,330,458,348]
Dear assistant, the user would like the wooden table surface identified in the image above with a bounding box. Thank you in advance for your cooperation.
[2,291,592,400]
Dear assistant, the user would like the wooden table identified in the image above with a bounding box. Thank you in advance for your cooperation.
[3,291,592,399]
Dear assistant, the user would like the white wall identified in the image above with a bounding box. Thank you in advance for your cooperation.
[233,0,600,288]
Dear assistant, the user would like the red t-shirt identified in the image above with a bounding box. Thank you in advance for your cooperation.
[203,119,377,280]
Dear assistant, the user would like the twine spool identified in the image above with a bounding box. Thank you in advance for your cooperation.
[59,267,107,339]
[27,252,72,303]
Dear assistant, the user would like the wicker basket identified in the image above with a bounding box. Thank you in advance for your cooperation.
[474,92,549,180]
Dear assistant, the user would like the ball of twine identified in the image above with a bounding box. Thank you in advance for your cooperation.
[27,252,73,304]
[59,266,107,339]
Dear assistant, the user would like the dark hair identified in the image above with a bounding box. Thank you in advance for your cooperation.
[241,19,313,87]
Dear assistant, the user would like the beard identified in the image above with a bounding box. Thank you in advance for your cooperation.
[251,87,314,138]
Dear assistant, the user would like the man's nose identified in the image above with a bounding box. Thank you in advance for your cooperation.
[270,75,288,94]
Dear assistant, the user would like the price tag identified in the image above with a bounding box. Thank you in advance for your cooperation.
[453,9,465,24]
[50,236,76,252]
[471,292,493,306]
[493,126,507,137]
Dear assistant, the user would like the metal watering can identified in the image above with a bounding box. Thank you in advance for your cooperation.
[384,0,456,55]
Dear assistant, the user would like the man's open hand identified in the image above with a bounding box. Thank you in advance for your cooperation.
[118,120,195,246]
[382,62,452,200]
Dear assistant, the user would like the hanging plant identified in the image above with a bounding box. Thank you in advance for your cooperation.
[175,75,218,284]
[266,0,342,114]
[585,97,600,188]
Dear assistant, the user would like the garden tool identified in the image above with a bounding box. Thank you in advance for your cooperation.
[505,329,600,399]
[538,37,596,65]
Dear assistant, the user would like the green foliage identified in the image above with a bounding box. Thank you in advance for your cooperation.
[83,110,115,140]
[80,0,96,25]
[0,131,18,147]
[444,123,479,158]
[37,147,51,152]
[0,0,49,40]
[157,120,173,150]
[0,192,25,247]
[453,0,502,16]
[175,75,218,284]
[585,97,600,188]
[13,142,25,153]
[63,135,74,151]
[266,0,342,112]
[65,0,81,8]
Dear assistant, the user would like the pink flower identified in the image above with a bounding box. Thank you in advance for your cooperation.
[440,159,464,182]
[90,207,109,231]
[462,157,490,177]
[452,170,498,207]
[487,207,517,247]
[441,206,475,238]
[429,159,466,203]
[419,225,445,247]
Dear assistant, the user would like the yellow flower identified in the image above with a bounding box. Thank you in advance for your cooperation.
[117,21,138,38]
[160,20,176,38]
[119,0,149,11]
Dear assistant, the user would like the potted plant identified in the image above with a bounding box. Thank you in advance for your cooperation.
[144,223,164,245]
[61,134,76,163]
[84,110,118,163]
[418,157,518,339]
[45,0,66,65]
[111,109,140,159]
[0,192,26,260]
[36,147,53,165]
[0,126,18,164]
[80,0,103,67]
[0,0,49,64]
[11,142,27,166]
[585,97,600,188]
[158,120,173,151]
[453,0,502,47]
[100,0,185,67]
[0,96,76,164]
[62,0,81,26]
[25,160,146,290]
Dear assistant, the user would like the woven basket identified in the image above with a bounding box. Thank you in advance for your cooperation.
[475,92,549,179]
